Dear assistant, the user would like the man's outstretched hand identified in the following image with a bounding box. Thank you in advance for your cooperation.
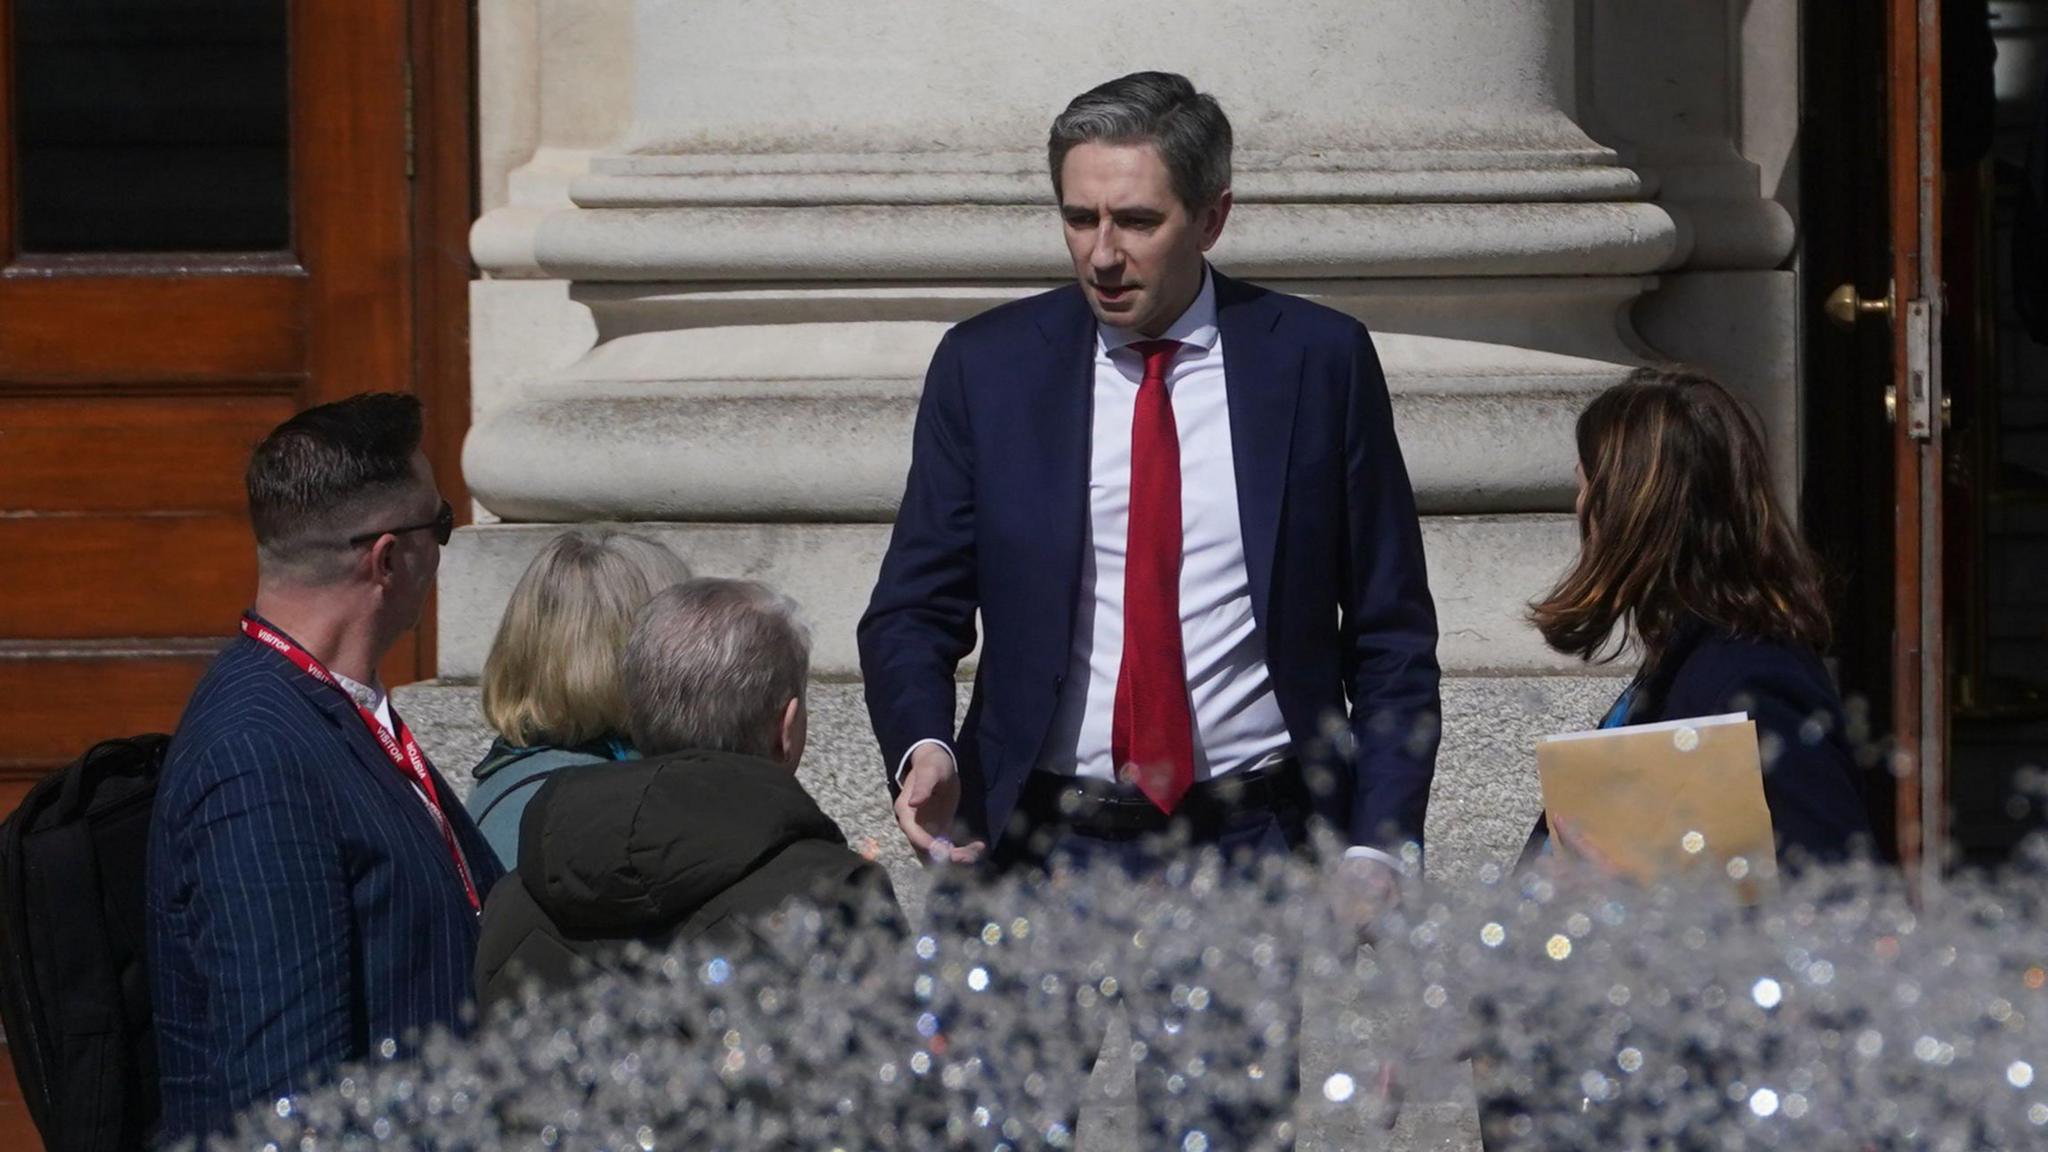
[895,744,985,864]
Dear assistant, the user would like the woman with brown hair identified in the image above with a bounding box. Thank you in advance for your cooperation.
[1526,367,1872,864]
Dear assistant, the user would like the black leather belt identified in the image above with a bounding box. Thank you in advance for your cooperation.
[1017,759,1306,843]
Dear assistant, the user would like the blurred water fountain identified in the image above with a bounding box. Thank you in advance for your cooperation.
[198,835,2048,1152]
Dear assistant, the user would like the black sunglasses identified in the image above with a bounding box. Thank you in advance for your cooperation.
[348,500,455,547]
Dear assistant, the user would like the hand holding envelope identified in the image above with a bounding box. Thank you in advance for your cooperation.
[1537,712,1778,897]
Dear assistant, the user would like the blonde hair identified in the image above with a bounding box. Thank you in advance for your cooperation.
[481,529,692,748]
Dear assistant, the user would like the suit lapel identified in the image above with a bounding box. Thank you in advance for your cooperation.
[1033,286,1099,660]
[269,647,457,851]
[1215,273,1301,630]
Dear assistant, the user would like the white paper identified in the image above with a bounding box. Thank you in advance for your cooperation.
[1540,711,1750,745]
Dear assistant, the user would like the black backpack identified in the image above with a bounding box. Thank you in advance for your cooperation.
[0,735,167,1152]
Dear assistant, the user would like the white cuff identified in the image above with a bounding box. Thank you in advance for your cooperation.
[895,738,956,788]
[1342,845,1408,874]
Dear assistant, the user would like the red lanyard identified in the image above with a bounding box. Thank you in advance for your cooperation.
[240,615,482,912]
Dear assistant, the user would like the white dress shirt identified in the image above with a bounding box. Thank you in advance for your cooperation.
[901,269,1399,869]
[1039,269,1290,781]
[334,670,442,811]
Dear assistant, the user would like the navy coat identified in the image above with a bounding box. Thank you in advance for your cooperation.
[1528,622,1874,868]
[145,629,504,1142]
[857,271,1442,851]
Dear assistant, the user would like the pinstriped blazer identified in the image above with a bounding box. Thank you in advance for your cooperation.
[145,629,504,1144]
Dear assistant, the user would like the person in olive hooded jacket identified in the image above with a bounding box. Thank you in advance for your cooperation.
[474,578,897,1007]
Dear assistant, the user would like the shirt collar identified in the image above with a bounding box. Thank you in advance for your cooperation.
[1097,264,1219,356]
[332,670,386,713]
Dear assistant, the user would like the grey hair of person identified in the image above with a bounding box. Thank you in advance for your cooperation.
[623,578,812,759]
[1047,70,1233,210]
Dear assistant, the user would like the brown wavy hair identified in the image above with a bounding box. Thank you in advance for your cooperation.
[1529,367,1831,668]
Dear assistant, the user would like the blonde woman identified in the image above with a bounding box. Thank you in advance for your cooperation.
[466,529,691,868]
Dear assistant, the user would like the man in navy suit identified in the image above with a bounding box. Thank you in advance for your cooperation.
[859,71,1441,885]
[146,394,502,1143]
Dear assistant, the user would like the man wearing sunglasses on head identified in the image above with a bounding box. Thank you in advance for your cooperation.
[146,393,500,1145]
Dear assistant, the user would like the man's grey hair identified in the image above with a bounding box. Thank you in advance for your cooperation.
[623,578,811,759]
[1048,71,1232,210]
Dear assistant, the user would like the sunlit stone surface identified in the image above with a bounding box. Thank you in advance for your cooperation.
[205,828,2048,1152]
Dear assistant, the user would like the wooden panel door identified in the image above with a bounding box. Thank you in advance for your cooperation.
[0,2,473,1144]
[0,0,472,800]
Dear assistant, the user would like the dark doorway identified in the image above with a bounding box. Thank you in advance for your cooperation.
[1799,0,1901,856]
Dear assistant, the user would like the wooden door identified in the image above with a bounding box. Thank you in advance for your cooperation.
[0,2,472,1146]
[1885,0,1948,892]
[0,0,472,802]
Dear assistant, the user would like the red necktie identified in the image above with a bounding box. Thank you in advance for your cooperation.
[1112,338,1196,813]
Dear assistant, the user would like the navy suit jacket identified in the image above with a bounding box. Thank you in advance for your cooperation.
[145,629,504,1143]
[1525,622,1875,868]
[858,272,1441,851]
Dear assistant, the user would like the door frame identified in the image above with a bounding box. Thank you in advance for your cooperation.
[1886,0,1948,892]
[407,0,480,681]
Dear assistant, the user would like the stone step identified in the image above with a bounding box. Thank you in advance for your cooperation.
[512,201,1678,282]
[438,514,1589,682]
[466,330,1626,522]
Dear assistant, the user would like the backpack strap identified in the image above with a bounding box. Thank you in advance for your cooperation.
[473,762,560,828]
[56,736,168,823]
[474,741,628,827]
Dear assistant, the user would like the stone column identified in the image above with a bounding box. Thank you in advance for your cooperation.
[427,0,1797,890]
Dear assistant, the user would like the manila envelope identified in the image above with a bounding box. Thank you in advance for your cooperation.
[1536,713,1778,895]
